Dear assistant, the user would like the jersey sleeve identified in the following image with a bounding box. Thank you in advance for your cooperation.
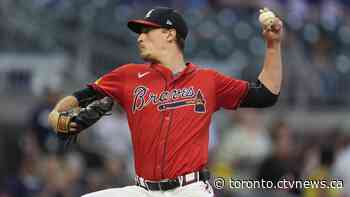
[87,66,125,107]
[213,70,249,110]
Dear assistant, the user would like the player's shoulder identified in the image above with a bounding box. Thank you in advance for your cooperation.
[191,63,240,80]
[191,63,219,75]
[96,63,149,80]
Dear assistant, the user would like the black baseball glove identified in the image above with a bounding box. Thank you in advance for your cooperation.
[55,97,114,146]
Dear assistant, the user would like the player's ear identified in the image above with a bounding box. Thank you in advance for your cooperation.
[165,29,177,42]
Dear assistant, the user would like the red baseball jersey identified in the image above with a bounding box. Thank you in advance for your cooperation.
[88,62,248,181]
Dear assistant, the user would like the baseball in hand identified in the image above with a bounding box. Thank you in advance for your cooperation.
[259,8,276,29]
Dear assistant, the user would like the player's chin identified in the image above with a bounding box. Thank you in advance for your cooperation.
[139,51,147,59]
[140,53,156,62]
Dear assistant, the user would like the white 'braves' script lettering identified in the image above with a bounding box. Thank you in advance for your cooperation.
[132,86,196,113]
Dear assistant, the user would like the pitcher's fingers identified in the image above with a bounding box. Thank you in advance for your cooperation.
[271,19,283,32]
[70,122,78,128]
[70,123,79,132]
[69,128,77,132]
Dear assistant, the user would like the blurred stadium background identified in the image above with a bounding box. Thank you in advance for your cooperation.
[0,0,350,197]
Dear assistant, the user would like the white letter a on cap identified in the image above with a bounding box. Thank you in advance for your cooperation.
[145,9,154,18]
[166,19,173,25]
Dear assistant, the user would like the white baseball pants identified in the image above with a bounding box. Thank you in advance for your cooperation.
[81,181,214,197]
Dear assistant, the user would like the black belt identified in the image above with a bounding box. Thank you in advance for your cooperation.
[135,169,211,191]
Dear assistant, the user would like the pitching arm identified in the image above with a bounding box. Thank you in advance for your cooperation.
[258,9,283,95]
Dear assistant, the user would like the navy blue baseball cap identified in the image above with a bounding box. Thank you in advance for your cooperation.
[128,7,188,40]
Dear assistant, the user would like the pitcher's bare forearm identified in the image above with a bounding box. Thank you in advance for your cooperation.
[53,96,80,112]
[258,42,282,95]
[53,96,79,112]
[48,96,79,130]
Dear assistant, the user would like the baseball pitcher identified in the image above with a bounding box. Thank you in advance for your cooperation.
[48,6,283,197]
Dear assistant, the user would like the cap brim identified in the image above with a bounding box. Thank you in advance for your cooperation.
[127,19,162,34]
